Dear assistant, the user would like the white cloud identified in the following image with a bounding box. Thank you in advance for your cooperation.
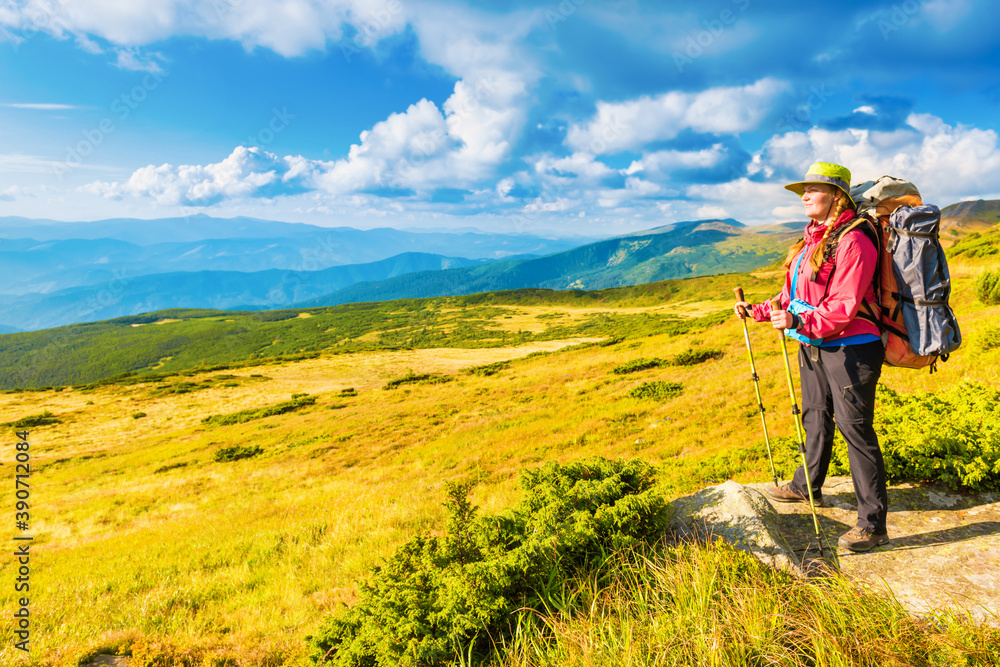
[495,178,514,199]
[290,4,538,197]
[408,3,537,81]
[523,196,575,214]
[403,6,539,186]
[74,32,104,53]
[696,205,729,219]
[534,152,616,182]
[114,47,164,72]
[754,114,1000,206]
[315,99,449,195]
[624,145,728,177]
[0,185,29,201]
[566,78,790,154]
[86,76,533,204]
[596,176,665,208]
[442,73,527,179]
[83,146,316,205]
[312,78,530,196]
[686,178,794,225]
[0,0,409,57]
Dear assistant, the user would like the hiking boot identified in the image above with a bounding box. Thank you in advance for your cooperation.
[838,526,889,552]
[765,484,823,507]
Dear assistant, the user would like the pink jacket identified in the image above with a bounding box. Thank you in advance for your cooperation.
[751,210,879,343]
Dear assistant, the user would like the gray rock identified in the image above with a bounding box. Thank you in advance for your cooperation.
[671,480,804,577]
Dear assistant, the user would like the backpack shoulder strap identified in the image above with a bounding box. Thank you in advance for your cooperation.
[827,214,883,326]
[852,214,885,327]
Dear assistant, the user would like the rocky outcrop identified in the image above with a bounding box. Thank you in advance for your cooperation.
[672,476,1000,624]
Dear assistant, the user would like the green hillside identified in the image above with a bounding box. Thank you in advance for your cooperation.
[0,273,778,390]
[940,199,1000,244]
[947,223,1000,262]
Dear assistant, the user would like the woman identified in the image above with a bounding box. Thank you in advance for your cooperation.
[734,161,889,552]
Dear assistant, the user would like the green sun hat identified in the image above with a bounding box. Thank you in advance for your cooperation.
[784,161,856,209]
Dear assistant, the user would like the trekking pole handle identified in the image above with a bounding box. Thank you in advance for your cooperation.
[770,297,787,329]
[733,287,748,318]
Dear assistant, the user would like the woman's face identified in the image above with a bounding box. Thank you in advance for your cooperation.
[801,184,838,221]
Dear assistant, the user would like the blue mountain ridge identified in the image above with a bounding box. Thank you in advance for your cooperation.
[0,252,493,331]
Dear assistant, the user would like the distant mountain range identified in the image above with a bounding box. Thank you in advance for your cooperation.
[0,213,592,248]
[0,214,328,244]
[293,219,799,309]
[0,252,488,331]
[0,215,588,295]
[0,214,802,331]
[0,215,596,331]
[1,201,993,334]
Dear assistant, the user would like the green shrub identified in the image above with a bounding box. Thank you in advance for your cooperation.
[951,230,1000,259]
[4,410,61,428]
[154,462,189,474]
[669,348,724,366]
[131,412,147,419]
[629,381,683,400]
[213,445,264,462]
[383,370,452,389]
[307,457,670,666]
[612,357,667,374]
[466,360,511,377]
[338,388,357,397]
[978,324,1000,351]
[150,381,205,396]
[974,269,1000,305]
[201,395,316,427]
[859,382,1000,491]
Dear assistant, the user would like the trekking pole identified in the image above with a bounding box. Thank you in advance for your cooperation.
[770,297,827,557]
[733,287,778,487]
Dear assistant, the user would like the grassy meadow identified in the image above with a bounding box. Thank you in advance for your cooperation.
[0,252,998,665]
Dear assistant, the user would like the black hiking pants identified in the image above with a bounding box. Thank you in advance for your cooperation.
[789,340,888,532]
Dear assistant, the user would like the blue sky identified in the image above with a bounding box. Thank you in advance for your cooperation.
[1,0,999,235]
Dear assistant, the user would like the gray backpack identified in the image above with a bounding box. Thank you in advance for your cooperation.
[849,177,962,371]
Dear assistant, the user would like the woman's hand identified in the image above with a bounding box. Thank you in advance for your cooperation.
[770,308,795,330]
[734,301,752,320]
